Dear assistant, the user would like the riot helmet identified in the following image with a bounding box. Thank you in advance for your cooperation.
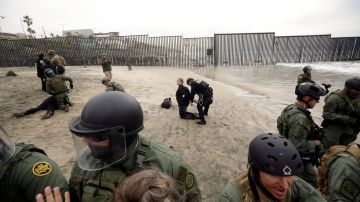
[303,66,312,73]
[0,126,16,166]
[102,77,111,85]
[345,77,360,91]
[69,91,144,170]
[186,78,194,85]
[295,82,326,100]
[44,68,55,78]
[248,133,303,176]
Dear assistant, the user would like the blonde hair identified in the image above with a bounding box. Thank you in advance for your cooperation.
[114,169,186,202]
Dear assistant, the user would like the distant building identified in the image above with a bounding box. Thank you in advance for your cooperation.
[0,32,27,39]
[62,29,93,37]
[93,32,119,37]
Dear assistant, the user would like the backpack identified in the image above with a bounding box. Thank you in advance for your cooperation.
[199,81,213,97]
[161,98,172,109]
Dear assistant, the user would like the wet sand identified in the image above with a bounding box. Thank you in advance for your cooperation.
[0,65,358,201]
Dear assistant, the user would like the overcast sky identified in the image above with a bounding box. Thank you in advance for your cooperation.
[0,0,359,38]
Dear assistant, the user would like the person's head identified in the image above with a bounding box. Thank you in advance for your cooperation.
[0,126,16,166]
[47,50,56,57]
[38,53,44,59]
[102,77,111,85]
[303,66,312,74]
[44,68,55,78]
[295,82,326,109]
[248,133,303,200]
[69,92,144,171]
[186,78,194,85]
[100,53,107,58]
[43,57,51,64]
[114,169,186,202]
[345,77,360,98]
[177,78,184,86]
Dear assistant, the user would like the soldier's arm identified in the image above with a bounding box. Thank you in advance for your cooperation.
[13,152,69,202]
[173,161,202,201]
[287,116,317,154]
[62,76,73,86]
[291,177,327,201]
[216,182,243,202]
[323,95,355,124]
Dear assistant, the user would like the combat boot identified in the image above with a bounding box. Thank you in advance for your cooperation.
[196,120,206,125]
[13,112,25,118]
[41,111,54,120]
[59,104,70,112]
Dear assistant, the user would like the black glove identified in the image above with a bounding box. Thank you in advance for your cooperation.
[70,83,73,89]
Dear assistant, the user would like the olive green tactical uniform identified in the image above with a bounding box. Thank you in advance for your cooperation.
[0,143,69,202]
[277,104,320,188]
[322,89,360,151]
[69,136,201,202]
[297,73,314,84]
[46,75,73,109]
[318,144,360,202]
[100,56,112,79]
[217,171,326,202]
[105,81,125,92]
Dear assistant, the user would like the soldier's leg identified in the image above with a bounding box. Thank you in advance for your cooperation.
[41,77,47,91]
[196,103,206,124]
[55,93,68,111]
[298,161,317,188]
[14,96,53,117]
[104,71,111,78]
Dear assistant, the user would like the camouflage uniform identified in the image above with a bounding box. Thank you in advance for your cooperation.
[217,170,326,202]
[277,104,321,187]
[105,81,125,92]
[318,144,360,202]
[100,55,112,79]
[69,136,201,202]
[321,89,360,151]
[297,73,315,84]
[0,143,69,202]
[46,75,73,110]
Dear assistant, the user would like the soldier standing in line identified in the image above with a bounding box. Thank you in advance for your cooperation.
[0,126,69,201]
[45,68,73,112]
[317,143,360,201]
[277,82,327,188]
[321,77,360,152]
[217,133,326,202]
[101,77,125,92]
[100,53,113,78]
[68,92,201,202]
[298,66,315,84]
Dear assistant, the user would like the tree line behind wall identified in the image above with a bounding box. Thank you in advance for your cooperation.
[0,33,359,68]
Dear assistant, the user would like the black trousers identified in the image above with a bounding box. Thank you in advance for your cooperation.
[24,96,58,115]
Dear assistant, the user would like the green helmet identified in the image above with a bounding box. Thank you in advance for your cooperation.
[345,77,360,90]
[295,82,326,100]
[44,68,55,78]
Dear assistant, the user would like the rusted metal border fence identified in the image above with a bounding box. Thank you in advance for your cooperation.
[0,34,359,67]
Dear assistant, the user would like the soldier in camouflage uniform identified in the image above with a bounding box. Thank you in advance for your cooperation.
[298,66,315,84]
[101,77,125,92]
[317,144,360,201]
[0,126,69,201]
[68,92,201,202]
[100,53,112,79]
[321,77,360,151]
[217,133,326,202]
[45,68,73,112]
[277,82,327,188]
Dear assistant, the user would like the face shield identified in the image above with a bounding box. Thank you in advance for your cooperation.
[0,126,16,166]
[71,122,127,171]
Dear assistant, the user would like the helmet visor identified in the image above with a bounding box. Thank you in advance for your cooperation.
[71,126,126,171]
[0,126,15,166]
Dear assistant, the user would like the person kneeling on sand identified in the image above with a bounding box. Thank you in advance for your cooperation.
[101,77,125,92]
[176,78,199,119]
[217,133,326,202]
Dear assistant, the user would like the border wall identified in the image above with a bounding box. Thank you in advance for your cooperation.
[0,33,359,67]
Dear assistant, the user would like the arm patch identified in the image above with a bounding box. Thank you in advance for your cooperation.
[340,179,359,200]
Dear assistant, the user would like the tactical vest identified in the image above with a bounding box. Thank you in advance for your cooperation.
[0,143,46,201]
[277,105,307,138]
[49,75,68,94]
[74,139,150,202]
[317,144,360,195]
[234,171,292,202]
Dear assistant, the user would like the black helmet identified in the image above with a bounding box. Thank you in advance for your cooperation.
[186,78,194,85]
[345,77,360,91]
[303,66,312,73]
[44,68,55,78]
[43,57,51,63]
[249,133,303,176]
[295,82,326,99]
[69,91,144,137]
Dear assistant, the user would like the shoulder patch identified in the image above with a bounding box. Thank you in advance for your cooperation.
[340,179,359,200]
[32,162,52,176]
[185,172,195,189]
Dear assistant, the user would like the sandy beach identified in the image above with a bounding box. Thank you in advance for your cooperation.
[0,65,359,201]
